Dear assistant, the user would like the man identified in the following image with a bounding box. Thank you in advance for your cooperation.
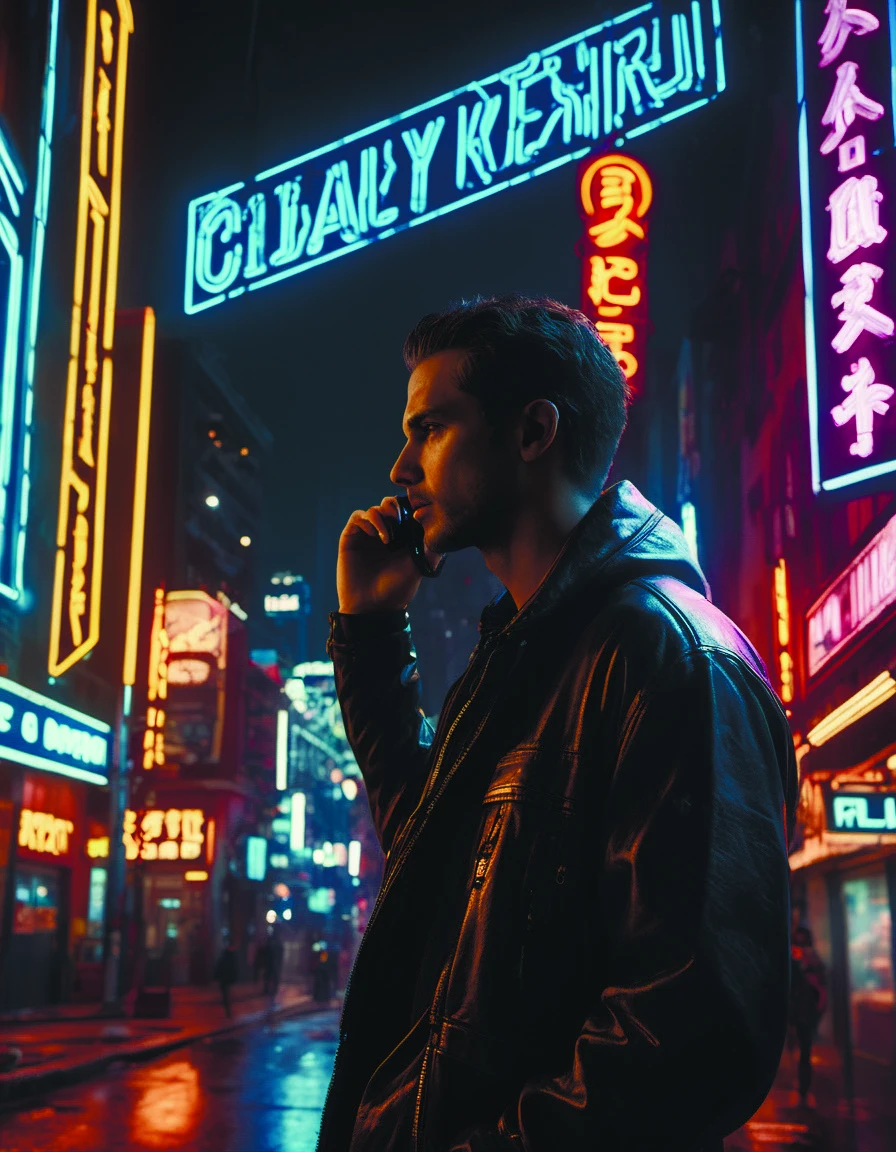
[319,295,797,1152]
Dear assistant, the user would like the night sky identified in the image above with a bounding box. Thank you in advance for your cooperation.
[114,0,788,655]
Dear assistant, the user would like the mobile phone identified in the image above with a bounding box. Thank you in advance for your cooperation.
[388,496,445,578]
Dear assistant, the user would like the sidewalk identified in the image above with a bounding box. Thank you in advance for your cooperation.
[725,1039,896,1150]
[0,983,329,1105]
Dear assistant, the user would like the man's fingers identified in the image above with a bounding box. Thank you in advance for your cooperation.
[344,510,380,539]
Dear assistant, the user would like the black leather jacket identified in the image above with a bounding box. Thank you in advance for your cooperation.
[319,481,797,1152]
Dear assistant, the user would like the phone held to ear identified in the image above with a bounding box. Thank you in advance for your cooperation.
[388,496,445,578]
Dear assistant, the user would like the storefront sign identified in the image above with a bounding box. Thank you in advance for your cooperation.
[797,0,896,492]
[578,152,651,391]
[87,835,109,857]
[829,790,896,831]
[0,675,111,784]
[18,808,74,856]
[163,590,228,766]
[265,593,300,615]
[806,511,896,676]
[122,806,204,861]
[184,3,725,315]
[49,0,134,674]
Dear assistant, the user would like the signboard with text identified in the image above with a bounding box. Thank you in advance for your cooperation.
[806,510,896,676]
[0,676,111,785]
[184,2,725,314]
[577,152,651,392]
[797,0,896,493]
[827,790,896,832]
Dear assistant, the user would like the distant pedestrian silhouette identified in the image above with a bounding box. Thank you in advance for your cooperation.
[789,923,828,1104]
[213,941,238,1018]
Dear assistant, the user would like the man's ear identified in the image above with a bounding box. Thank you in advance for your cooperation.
[519,399,560,461]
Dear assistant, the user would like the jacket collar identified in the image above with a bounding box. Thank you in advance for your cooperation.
[479,480,710,638]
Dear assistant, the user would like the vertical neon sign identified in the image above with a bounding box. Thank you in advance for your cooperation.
[772,558,795,703]
[797,0,896,492]
[49,0,134,675]
[0,0,60,601]
[577,152,651,393]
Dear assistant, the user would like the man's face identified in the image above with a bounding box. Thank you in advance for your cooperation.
[390,349,518,553]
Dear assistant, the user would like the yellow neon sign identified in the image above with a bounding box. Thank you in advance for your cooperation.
[578,154,652,389]
[19,809,75,856]
[123,307,155,686]
[143,587,169,769]
[772,558,794,704]
[49,0,134,676]
[87,835,110,858]
[123,806,205,862]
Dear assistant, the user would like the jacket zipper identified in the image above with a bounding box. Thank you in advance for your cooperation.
[329,643,501,1065]
[410,959,452,1149]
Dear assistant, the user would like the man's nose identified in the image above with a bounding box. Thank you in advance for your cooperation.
[390,443,422,487]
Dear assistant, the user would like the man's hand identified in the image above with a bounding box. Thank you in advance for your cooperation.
[337,496,427,614]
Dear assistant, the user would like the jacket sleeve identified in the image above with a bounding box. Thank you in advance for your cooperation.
[451,647,797,1152]
[328,610,435,856]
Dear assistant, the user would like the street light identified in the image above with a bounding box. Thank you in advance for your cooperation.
[205,494,219,508]
[240,535,251,546]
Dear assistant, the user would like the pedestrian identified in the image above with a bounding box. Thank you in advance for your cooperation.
[213,940,238,1018]
[253,936,273,992]
[319,295,799,1152]
[789,921,828,1106]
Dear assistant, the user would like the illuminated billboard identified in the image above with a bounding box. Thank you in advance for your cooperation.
[162,590,229,766]
[578,152,651,391]
[49,0,134,674]
[797,0,896,493]
[184,2,725,315]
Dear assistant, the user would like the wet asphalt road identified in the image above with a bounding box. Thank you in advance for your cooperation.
[0,1009,339,1152]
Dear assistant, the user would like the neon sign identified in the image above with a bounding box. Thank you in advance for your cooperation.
[18,808,74,857]
[806,509,896,676]
[49,0,133,674]
[0,0,60,601]
[578,152,651,389]
[184,2,725,315]
[142,586,169,769]
[830,792,896,831]
[265,592,301,614]
[797,0,896,492]
[772,558,795,703]
[0,675,111,785]
[122,806,205,861]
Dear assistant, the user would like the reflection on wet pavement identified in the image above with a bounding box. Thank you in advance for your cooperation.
[0,1010,339,1152]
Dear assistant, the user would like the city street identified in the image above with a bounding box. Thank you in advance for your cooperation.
[2,1014,894,1152]
[0,1009,339,1152]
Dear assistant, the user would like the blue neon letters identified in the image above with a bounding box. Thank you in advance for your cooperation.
[184,2,725,314]
[0,675,112,785]
[0,0,59,600]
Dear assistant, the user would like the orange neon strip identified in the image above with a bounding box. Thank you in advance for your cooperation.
[122,307,155,685]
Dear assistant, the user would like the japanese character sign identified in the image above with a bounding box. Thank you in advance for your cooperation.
[798,0,896,492]
[123,807,205,862]
[578,154,652,392]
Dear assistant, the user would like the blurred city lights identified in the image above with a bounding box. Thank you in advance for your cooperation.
[265,909,277,924]
[240,535,251,546]
[341,778,359,801]
[204,494,219,508]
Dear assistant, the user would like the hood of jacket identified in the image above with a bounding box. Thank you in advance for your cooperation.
[479,480,710,637]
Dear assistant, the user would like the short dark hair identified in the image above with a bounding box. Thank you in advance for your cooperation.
[402,294,630,492]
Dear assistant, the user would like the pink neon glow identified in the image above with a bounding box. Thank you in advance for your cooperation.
[826,174,887,263]
[838,134,866,172]
[831,262,894,352]
[818,0,880,68]
[820,60,885,154]
[830,356,894,457]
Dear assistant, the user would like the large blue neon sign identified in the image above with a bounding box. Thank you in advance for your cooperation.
[184,1,725,314]
[0,0,59,601]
